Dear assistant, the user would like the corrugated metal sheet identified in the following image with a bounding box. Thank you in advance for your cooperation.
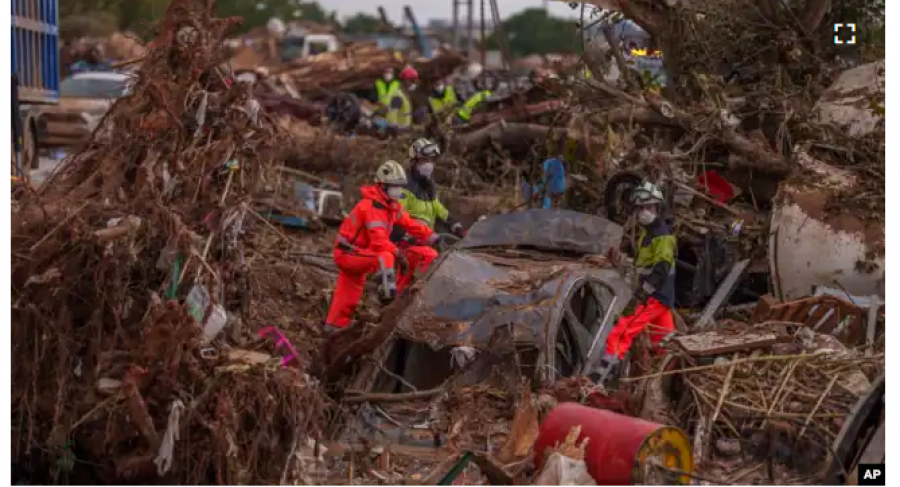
[12,0,59,103]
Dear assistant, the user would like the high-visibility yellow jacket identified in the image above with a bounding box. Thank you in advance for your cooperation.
[375,79,399,104]
[385,86,412,128]
[391,175,457,242]
[428,86,459,116]
[635,218,677,307]
[455,90,492,122]
[399,187,450,228]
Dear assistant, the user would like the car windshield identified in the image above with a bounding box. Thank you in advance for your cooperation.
[59,77,128,99]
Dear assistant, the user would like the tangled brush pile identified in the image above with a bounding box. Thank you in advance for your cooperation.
[12,0,328,483]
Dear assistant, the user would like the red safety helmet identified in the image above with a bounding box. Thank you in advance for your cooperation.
[399,67,419,81]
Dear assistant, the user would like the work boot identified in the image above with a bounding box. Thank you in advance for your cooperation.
[373,269,398,303]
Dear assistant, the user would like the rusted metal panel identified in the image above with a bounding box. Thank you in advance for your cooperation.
[751,294,872,346]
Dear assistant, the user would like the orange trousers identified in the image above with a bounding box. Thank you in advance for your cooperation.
[604,297,675,359]
[325,245,437,328]
[397,245,438,290]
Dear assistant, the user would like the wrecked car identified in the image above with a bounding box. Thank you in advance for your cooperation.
[342,209,633,443]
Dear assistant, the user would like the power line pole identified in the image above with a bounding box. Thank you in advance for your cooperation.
[451,0,474,58]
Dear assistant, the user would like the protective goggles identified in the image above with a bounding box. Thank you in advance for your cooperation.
[417,144,440,158]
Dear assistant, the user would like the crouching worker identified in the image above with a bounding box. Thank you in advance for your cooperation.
[324,161,439,335]
[590,181,676,384]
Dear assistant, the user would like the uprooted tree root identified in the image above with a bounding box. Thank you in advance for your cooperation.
[12,0,330,483]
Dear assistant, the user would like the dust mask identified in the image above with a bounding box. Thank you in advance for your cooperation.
[435,83,445,93]
[384,72,394,82]
[417,162,435,178]
[386,187,404,200]
[408,83,417,91]
[637,209,657,226]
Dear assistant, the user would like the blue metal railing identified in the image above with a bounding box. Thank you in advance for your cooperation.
[12,0,60,103]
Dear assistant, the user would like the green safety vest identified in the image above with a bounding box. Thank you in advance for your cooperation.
[428,86,459,115]
[385,86,412,128]
[376,79,399,104]
[398,188,450,228]
[635,222,677,306]
[456,90,492,122]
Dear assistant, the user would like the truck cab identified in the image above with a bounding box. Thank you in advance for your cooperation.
[12,0,60,174]
[279,33,340,63]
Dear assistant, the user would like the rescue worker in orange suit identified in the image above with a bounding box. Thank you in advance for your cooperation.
[324,160,440,334]
[590,181,676,384]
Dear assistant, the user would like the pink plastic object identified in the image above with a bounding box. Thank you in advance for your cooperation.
[258,327,300,367]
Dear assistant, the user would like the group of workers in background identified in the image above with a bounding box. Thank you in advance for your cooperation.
[322,134,678,386]
[371,65,496,131]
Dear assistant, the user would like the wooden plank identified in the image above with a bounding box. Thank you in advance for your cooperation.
[675,330,778,357]
[694,259,750,330]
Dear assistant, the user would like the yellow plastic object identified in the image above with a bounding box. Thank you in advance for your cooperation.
[633,426,694,485]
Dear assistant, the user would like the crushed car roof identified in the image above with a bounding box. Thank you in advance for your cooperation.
[461,208,624,255]
[396,210,631,347]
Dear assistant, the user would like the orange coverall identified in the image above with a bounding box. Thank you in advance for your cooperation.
[325,185,438,328]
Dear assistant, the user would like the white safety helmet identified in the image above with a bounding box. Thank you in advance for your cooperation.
[375,160,408,186]
[631,181,664,206]
[408,138,441,160]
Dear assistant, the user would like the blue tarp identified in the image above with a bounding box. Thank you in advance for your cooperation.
[522,158,567,209]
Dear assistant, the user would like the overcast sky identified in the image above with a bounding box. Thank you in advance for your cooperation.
[328,0,580,23]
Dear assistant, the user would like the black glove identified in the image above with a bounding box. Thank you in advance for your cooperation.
[396,252,409,275]
[451,223,466,239]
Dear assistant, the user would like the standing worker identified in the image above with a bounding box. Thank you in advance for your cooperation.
[590,181,676,384]
[428,79,459,121]
[324,161,439,334]
[385,67,418,129]
[375,67,399,106]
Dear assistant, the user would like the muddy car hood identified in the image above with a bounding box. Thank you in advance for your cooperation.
[396,210,631,348]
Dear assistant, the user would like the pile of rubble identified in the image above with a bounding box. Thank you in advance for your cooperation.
[15,0,886,485]
[267,44,467,101]
[12,1,330,483]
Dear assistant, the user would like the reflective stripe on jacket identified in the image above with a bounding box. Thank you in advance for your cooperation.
[336,185,434,255]
[456,90,492,122]
[428,86,459,115]
[635,218,677,307]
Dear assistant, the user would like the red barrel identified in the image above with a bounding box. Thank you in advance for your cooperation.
[533,403,693,485]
